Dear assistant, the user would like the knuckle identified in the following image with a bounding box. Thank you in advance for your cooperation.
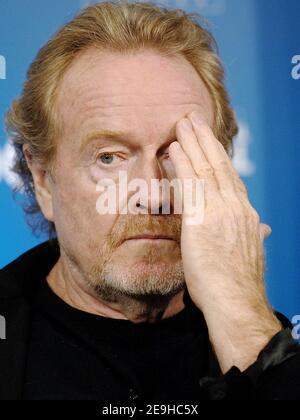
[214,160,228,171]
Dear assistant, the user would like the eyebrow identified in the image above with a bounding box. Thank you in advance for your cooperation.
[79,128,177,154]
[79,129,129,153]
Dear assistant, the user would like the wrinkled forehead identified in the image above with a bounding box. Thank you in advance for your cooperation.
[55,48,214,143]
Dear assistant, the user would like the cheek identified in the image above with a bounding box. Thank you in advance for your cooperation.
[51,169,116,246]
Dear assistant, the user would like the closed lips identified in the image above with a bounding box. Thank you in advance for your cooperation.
[126,235,174,240]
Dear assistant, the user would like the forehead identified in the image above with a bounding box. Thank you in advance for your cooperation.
[56,48,214,144]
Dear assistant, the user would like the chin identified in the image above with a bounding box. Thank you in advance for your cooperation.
[100,259,186,297]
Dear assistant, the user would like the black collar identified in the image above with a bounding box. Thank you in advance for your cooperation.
[0,239,60,299]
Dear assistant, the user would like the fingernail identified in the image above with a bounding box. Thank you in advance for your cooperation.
[179,119,192,131]
[190,111,205,125]
[170,141,181,150]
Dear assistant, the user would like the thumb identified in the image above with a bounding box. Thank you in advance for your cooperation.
[260,223,272,241]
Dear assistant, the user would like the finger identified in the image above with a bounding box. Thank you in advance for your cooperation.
[169,141,203,216]
[176,118,219,194]
[259,224,272,241]
[169,140,196,180]
[215,140,249,198]
[188,111,246,198]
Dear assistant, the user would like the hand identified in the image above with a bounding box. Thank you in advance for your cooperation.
[169,110,282,373]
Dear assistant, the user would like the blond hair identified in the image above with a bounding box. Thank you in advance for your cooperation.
[6,0,238,236]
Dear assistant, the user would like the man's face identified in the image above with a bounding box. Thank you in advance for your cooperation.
[49,48,214,299]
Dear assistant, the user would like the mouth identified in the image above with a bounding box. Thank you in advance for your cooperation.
[124,234,176,242]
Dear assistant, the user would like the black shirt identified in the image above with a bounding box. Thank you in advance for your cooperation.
[2,240,300,401]
[23,280,216,401]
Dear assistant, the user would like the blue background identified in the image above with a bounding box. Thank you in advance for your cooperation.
[0,0,299,321]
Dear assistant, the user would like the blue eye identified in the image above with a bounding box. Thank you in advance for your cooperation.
[98,153,115,165]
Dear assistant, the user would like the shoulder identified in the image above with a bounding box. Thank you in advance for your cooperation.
[0,239,60,299]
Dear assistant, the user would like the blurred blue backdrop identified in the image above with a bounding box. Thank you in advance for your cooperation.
[0,0,299,321]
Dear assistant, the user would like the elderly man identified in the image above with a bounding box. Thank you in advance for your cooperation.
[1,1,299,401]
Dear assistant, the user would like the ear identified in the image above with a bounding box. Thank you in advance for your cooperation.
[23,145,54,223]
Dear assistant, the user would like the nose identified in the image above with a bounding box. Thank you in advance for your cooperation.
[128,155,175,215]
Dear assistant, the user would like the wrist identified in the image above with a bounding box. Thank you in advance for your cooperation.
[203,305,282,373]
